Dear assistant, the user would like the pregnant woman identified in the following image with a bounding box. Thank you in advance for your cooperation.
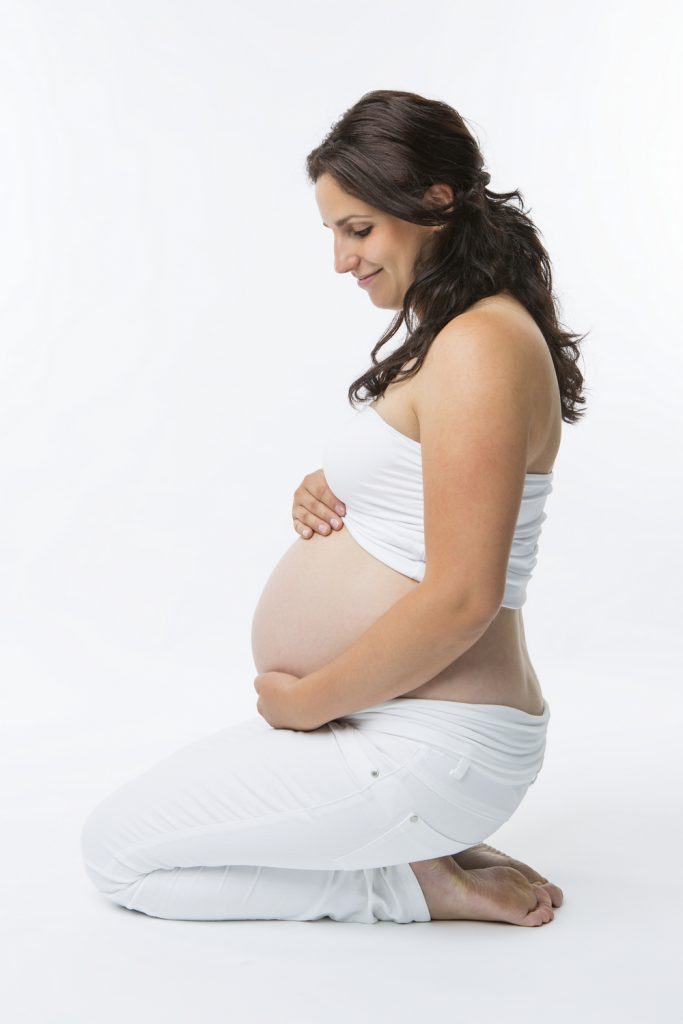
[81,90,587,927]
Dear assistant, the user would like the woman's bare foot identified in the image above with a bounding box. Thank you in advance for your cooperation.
[451,843,564,907]
[410,855,556,925]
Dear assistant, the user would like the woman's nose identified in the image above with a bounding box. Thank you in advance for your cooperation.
[334,240,360,275]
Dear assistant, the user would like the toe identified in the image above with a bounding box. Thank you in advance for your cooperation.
[523,901,554,926]
[538,881,563,907]
[526,884,555,925]
[533,880,563,908]
[532,882,553,910]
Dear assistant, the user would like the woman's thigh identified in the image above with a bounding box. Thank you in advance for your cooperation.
[81,714,485,894]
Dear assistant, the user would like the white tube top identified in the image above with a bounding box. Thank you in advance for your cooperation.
[322,403,553,610]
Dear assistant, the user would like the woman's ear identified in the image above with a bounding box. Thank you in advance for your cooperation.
[423,182,454,216]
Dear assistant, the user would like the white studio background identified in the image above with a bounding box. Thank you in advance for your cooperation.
[0,1,680,1022]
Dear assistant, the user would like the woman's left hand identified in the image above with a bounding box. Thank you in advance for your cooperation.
[254,671,305,730]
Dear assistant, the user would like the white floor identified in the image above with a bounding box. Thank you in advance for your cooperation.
[2,676,680,1024]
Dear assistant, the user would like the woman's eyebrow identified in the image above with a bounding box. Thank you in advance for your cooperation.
[322,214,370,228]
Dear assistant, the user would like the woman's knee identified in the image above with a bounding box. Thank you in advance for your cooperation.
[80,790,140,896]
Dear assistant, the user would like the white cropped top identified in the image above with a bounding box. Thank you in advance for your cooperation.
[322,403,553,610]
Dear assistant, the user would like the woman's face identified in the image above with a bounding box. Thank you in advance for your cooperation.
[315,173,447,311]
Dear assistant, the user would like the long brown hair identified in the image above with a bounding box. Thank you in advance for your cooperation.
[306,89,588,424]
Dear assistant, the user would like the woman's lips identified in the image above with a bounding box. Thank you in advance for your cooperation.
[357,269,382,288]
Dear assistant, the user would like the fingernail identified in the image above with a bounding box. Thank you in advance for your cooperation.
[330,518,340,529]
[335,504,345,515]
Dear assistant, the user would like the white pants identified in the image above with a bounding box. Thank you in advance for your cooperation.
[80,697,550,925]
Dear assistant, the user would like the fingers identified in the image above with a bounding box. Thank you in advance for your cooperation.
[293,500,344,538]
[293,471,346,539]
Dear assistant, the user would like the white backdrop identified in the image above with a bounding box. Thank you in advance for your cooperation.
[1,1,680,1021]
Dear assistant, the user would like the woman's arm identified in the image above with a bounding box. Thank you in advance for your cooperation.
[291,314,538,730]
[290,585,492,730]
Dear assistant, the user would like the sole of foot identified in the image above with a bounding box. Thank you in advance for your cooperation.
[411,857,556,926]
[451,843,563,907]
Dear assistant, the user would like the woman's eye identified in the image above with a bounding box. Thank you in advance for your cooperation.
[351,227,372,238]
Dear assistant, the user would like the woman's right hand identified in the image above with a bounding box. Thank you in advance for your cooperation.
[292,469,346,539]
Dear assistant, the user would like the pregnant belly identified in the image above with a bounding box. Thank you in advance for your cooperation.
[250,526,419,677]
[250,524,545,715]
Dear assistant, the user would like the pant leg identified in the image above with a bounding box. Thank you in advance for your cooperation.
[80,715,443,924]
[80,710,539,926]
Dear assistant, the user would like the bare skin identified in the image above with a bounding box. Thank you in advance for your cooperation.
[410,853,557,925]
[275,212,567,921]
[407,844,564,924]
[451,843,563,907]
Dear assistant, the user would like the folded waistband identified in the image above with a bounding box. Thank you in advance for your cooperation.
[341,697,550,781]
[374,697,550,722]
